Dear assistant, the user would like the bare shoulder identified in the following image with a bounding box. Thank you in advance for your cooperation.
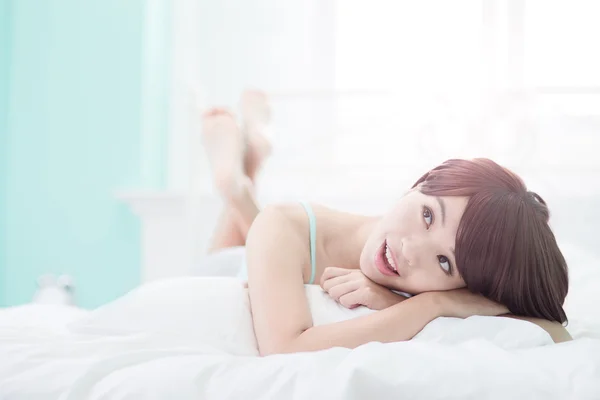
[259,202,375,273]
[502,315,573,344]
[257,203,316,233]
[261,202,368,233]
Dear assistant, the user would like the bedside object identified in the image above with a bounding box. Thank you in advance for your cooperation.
[32,274,76,306]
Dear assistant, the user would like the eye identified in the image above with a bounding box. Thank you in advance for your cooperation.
[438,255,452,275]
[423,207,433,229]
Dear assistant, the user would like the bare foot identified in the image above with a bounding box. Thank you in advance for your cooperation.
[201,108,248,201]
[240,90,272,182]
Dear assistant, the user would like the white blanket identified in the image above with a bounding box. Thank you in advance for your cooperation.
[61,278,559,356]
[1,288,600,399]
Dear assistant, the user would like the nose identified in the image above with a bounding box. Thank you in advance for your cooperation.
[401,236,426,268]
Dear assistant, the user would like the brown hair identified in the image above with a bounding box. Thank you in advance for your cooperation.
[412,158,569,324]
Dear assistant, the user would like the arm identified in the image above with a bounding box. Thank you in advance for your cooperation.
[245,204,442,355]
[245,204,315,355]
[277,294,441,354]
[320,267,408,310]
[246,205,510,355]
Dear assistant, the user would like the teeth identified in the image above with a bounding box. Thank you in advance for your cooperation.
[385,244,397,272]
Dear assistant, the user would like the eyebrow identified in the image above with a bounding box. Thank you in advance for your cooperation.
[435,196,446,226]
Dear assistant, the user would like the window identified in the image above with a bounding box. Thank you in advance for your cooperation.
[524,0,600,89]
[333,0,600,184]
[334,1,486,173]
[168,0,600,200]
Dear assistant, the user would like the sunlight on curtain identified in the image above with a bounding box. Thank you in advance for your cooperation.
[332,0,600,201]
[333,1,486,175]
[524,0,600,87]
[522,0,600,174]
[170,0,600,213]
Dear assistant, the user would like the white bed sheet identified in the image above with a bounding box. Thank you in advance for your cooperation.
[0,304,599,400]
[1,241,599,399]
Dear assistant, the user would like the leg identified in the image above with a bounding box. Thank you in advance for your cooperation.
[207,186,261,252]
[227,89,275,234]
[240,89,272,183]
[207,208,246,253]
[201,107,262,251]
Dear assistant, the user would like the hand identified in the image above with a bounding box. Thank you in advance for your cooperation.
[431,289,509,319]
[320,267,406,310]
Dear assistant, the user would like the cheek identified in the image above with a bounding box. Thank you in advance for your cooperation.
[360,234,382,271]
[385,209,418,237]
[404,271,464,293]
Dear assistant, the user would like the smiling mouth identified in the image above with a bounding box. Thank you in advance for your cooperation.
[375,240,400,277]
[384,242,399,273]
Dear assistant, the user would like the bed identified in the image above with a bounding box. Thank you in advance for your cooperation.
[1,240,600,400]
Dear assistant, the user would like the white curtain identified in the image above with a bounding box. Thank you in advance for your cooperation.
[168,0,600,250]
[332,0,600,194]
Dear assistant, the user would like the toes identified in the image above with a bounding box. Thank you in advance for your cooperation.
[202,108,219,117]
[241,89,270,111]
[201,109,239,134]
[202,107,234,119]
[242,89,267,99]
[240,97,271,130]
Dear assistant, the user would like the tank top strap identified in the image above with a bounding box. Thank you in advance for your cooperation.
[299,201,317,284]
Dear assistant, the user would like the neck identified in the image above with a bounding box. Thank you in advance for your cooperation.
[355,216,380,250]
[327,214,380,269]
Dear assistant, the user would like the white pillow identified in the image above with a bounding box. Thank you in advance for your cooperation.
[560,242,600,339]
[304,285,552,347]
[68,277,552,356]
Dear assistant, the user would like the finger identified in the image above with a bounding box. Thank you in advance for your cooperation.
[319,267,354,287]
[328,280,361,302]
[338,289,364,309]
[320,267,354,286]
[321,274,353,292]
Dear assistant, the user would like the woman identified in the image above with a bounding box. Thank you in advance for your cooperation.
[201,90,572,356]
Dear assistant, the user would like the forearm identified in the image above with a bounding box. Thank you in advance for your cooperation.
[275,293,441,355]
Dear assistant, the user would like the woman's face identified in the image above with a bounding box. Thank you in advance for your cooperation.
[360,189,468,294]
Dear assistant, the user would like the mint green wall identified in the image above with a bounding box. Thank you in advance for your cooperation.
[0,0,12,305]
[1,0,170,308]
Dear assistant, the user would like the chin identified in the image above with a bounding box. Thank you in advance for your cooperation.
[360,259,390,287]
[359,259,378,282]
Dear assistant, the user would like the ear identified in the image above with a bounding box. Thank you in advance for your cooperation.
[37,274,56,288]
[57,275,75,292]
